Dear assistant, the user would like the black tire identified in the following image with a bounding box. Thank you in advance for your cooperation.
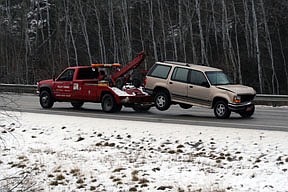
[115,77,125,89]
[101,94,120,113]
[132,78,141,88]
[40,90,54,109]
[154,90,171,111]
[71,101,84,109]
[132,104,151,112]
[115,104,123,112]
[239,104,255,118]
[179,103,192,109]
[214,100,231,119]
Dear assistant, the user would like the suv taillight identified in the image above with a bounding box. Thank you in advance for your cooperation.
[144,77,147,86]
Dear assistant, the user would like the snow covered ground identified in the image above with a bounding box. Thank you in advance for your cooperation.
[0,111,287,192]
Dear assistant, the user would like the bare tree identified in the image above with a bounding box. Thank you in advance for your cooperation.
[259,0,279,94]
[195,0,208,65]
[251,0,263,93]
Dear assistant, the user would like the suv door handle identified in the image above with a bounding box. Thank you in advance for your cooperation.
[189,85,193,88]
[169,82,173,84]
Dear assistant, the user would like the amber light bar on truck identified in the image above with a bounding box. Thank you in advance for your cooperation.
[91,63,121,68]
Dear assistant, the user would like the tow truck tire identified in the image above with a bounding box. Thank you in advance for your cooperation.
[214,100,231,119]
[115,78,125,89]
[154,90,171,111]
[40,90,54,109]
[71,101,84,109]
[101,94,119,113]
[132,78,141,88]
[239,104,255,118]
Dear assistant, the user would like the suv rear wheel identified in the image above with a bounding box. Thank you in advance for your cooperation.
[214,100,231,119]
[154,90,171,111]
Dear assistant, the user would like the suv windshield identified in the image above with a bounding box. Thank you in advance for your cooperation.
[205,71,232,85]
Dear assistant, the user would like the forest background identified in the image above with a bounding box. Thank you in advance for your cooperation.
[0,0,288,94]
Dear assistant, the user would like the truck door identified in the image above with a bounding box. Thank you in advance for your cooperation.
[168,67,189,102]
[187,69,211,106]
[53,69,75,100]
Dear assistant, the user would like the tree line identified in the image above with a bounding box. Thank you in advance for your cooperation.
[0,0,288,94]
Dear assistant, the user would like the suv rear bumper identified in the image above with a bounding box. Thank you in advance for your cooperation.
[228,102,254,112]
[143,88,153,95]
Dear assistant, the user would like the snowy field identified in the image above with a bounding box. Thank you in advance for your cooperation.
[0,111,287,192]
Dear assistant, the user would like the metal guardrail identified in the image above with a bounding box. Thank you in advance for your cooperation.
[0,83,287,105]
[254,94,288,106]
[0,83,37,94]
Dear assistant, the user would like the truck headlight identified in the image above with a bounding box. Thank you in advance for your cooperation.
[233,96,241,103]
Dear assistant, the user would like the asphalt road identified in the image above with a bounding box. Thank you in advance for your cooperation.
[1,93,288,132]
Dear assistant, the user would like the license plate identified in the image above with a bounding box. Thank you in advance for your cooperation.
[246,106,253,111]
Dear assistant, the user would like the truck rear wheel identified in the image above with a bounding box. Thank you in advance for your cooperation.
[101,94,120,113]
[40,90,54,109]
[71,101,84,109]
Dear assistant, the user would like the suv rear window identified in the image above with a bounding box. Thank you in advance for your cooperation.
[148,64,171,79]
[171,67,189,82]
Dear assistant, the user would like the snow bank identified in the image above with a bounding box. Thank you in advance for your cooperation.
[0,112,287,191]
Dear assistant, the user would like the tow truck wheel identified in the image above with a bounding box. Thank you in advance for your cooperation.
[115,78,125,89]
[101,94,119,113]
[40,90,54,109]
[214,100,231,119]
[239,104,255,118]
[71,101,84,109]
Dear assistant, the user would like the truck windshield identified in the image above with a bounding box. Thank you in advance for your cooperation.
[205,71,232,85]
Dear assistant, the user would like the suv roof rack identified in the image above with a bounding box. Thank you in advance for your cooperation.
[164,61,190,67]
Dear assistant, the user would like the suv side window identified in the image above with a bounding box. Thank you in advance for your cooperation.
[171,67,189,83]
[190,70,209,87]
[58,69,75,81]
[148,64,171,79]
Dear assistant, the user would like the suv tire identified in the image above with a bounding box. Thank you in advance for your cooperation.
[40,90,54,109]
[214,100,231,119]
[239,104,255,118]
[154,90,171,111]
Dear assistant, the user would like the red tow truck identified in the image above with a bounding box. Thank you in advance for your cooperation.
[37,52,153,112]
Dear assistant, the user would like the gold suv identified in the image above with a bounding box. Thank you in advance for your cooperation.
[145,61,256,118]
